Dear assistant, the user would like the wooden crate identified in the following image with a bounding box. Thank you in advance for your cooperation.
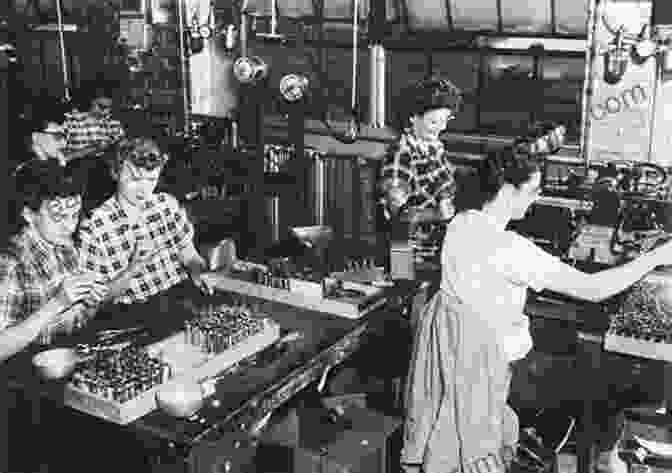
[63,320,280,425]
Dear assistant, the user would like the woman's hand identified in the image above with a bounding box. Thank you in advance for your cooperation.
[83,279,109,307]
[190,269,217,296]
[469,454,504,473]
[439,198,455,220]
[55,274,98,308]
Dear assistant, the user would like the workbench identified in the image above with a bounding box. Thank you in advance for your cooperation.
[0,280,421,473]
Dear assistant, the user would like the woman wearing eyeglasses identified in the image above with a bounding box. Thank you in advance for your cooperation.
[0,160,107,363]
[77,137,215,306]
[379,77,463,222]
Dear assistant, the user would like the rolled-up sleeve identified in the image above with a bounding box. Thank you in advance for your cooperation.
[0,256,25,330]
[380,141,414,197]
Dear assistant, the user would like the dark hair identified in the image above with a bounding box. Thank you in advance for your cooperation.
[73,77,120,110]
[394,76,463,132]
[17,94,67,153]
[7,159,84,236]
[111,137,168,175]
[453,146,541,213]
[31,98,68,130]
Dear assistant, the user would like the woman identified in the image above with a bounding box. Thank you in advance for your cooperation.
[1,159,106,363]
[16,96,69,168]
[402,147,672,473]
[379,77,463,221]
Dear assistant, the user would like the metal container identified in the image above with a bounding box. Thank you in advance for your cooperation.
[155,381,205,418]
[207,239,237,272]
[32,348,80,380]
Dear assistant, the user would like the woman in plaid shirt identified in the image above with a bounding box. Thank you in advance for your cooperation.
[78,137,213,305]
[0,160,107,362]
[379,77,463,221]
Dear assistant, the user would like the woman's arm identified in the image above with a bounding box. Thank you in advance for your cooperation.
[379,140,414,214]
[544,251,659,303]
[0,298,67,363]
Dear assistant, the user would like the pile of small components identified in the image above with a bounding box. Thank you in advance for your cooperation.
[70,347,170,402]
[184,305,267,355]
[608,280,672,342]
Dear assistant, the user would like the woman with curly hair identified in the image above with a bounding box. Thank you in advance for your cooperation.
[379,76,463,222]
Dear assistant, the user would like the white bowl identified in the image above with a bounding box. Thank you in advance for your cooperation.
[155,382,205,418]
[32,348,80,380]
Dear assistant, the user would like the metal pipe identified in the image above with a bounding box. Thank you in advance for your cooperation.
[240,13,248,57]
[270,0,278,36]
[368,44,377,126]
[313,152,325,225]
[351,0,359,112]
[55,0,70,102]
[176,0,191,133]
[374,44,386,127]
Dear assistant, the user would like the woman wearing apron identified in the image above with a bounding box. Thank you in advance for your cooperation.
[402,146,672,473]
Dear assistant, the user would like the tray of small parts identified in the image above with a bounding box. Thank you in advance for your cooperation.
[203,261,387,319]
[604,273,672,361]
[63,304,280,425]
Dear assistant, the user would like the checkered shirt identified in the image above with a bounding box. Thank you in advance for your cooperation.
[77,193,194,304]
[379,131,456,211]
[0,227,82,330]
[63,111,125,154]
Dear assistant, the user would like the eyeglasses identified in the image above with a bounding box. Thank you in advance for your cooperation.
[125,151,169,169]
[46,196,82,223]
[42,130,66,140]
[94,101,113,112]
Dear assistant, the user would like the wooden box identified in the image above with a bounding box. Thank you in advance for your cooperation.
[63,320,280,425]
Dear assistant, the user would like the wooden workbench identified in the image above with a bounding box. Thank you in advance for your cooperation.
[0,280,421,473]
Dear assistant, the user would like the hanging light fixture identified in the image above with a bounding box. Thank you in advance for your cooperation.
[279,73,309,102]
[233,55,269,84]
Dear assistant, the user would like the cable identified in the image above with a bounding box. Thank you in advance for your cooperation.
[55,0,70,102]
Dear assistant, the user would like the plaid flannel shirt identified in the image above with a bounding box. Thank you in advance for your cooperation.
[63,111,125,154]
[0,227,82,330]
[379,131,456,211]
[78,193,194,304]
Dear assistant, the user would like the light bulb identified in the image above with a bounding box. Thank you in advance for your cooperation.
[279,74,309,102]
[604,48,629,84]
[233,56,268,84]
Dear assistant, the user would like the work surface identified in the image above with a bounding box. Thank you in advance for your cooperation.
[0,280,418,451]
